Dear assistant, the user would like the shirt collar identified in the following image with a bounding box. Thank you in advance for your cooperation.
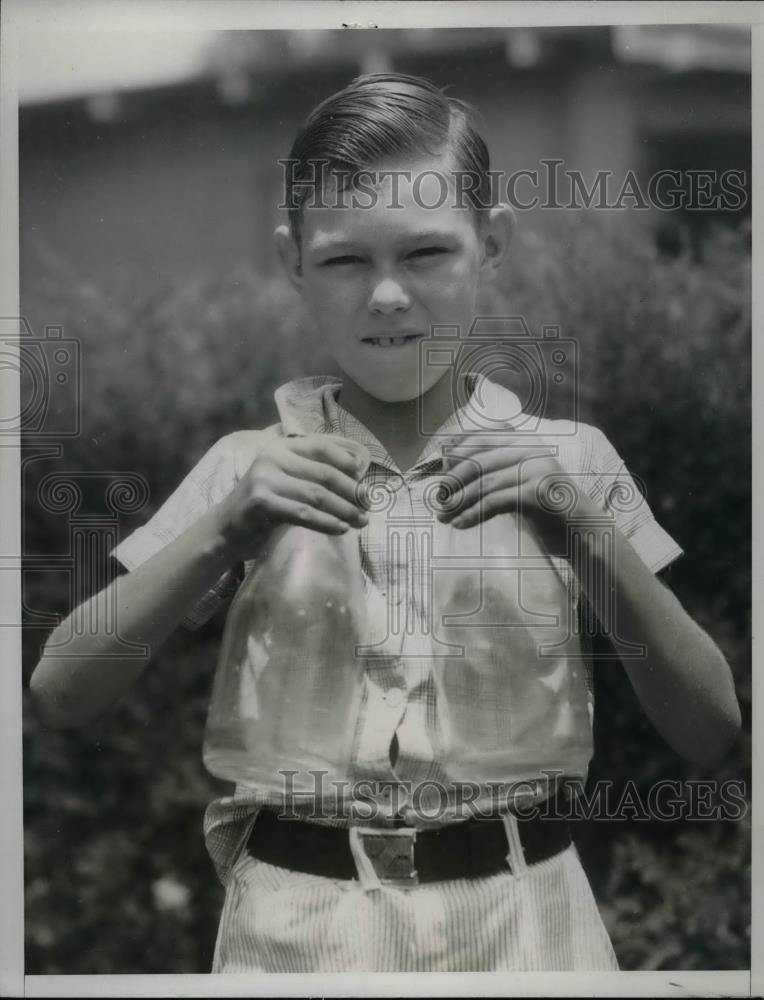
[273,374,525,473]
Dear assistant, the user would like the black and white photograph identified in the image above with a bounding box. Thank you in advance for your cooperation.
[1,1,756,994]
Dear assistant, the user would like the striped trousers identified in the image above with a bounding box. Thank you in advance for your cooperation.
[211,817,619,973]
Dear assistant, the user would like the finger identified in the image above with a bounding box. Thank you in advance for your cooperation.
[290,435,369,478]
[267,493,352,535]
[281,452,369,510]
[444,448,558,478]
[438,466,524,521]
[273,471,369,528]
[442,434,557,465]
[439,451,521,506]
[450,485,524,529]
[441,451,551,512]
[445,448,516,488]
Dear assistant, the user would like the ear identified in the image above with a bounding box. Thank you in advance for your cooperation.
[478,204,515,284]
[274,224,303,292]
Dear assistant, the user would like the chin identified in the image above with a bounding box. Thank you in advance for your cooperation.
[353,377,430,403]
[349,367,448,404]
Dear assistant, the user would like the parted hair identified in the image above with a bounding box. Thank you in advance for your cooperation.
[284,72,492,242]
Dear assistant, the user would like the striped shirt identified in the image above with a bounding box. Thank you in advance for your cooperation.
[111,374,682,885]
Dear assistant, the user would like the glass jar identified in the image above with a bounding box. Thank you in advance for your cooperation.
[430,506,593,787]
[203,446,370,796]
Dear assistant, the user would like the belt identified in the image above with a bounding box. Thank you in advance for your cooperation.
[246,800,572,886]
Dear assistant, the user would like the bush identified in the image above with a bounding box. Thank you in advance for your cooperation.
[22,212,750,972]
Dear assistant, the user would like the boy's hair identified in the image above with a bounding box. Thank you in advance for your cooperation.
[285,72,492,245]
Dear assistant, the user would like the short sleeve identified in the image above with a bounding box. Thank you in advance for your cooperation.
[576,423,683,574]
[109,433,243,630]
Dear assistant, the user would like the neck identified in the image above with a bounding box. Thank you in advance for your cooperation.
[336,370,464,471]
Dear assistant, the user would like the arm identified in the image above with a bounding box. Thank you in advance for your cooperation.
[29,433,369,730]
[29,503,240,729]
[570,516,741,766]
[438,432,742,767]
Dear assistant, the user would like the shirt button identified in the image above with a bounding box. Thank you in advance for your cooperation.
[384,688,406,708]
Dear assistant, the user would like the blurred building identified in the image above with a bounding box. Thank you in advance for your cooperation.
[20,25,750,309]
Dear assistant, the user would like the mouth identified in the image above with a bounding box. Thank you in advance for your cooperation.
[361,333,424,348]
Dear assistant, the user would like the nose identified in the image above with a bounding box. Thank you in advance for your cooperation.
[368,276,411,315]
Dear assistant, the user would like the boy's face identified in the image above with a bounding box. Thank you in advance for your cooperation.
[275,154,513,403]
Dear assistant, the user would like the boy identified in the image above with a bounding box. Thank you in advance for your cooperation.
[30,73,741,973]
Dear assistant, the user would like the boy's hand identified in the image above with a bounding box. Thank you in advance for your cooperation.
[214,434,370,561]
[436,434,599,556]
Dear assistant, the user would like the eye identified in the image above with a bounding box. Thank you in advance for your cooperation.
[407,246,450,260]
[323,254,364,266]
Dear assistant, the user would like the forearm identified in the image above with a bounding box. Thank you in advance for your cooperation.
[571,520,741,765]
[29,502,242,729]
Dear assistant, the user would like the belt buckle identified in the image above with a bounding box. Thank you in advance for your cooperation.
[355,826,418,886]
